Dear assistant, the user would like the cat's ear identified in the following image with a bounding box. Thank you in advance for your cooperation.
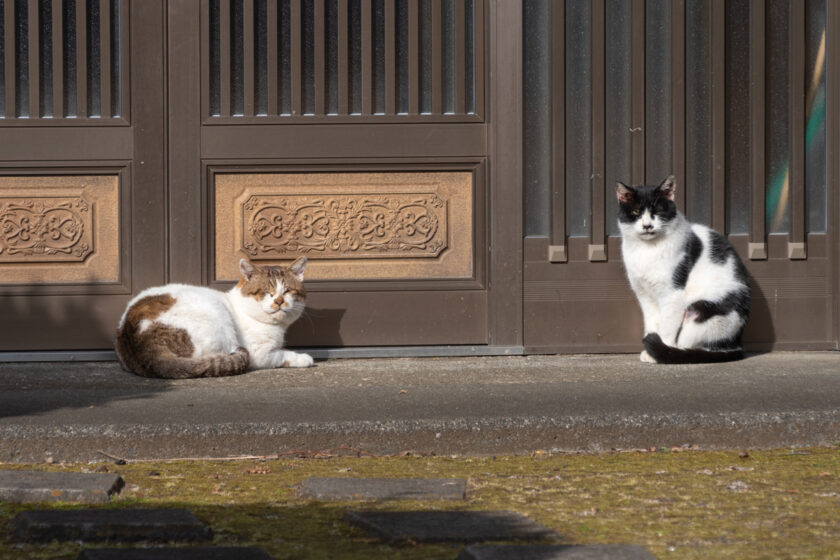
[658,176,676,201]
[289,256,307,281]
[616,182,635,203]
[239,259,257,281]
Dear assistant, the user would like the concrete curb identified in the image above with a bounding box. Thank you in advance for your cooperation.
[2,353,839,461]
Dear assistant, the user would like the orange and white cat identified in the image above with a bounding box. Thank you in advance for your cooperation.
[115,258,314,378]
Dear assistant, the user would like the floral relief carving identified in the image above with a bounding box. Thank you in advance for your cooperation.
[0,197,94,262]
[242,193,448,259]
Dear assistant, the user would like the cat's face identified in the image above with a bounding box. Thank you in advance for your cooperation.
[236,257,307,325]
[615,176,678,241]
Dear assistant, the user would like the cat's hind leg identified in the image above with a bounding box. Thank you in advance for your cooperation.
[676,300,745,350]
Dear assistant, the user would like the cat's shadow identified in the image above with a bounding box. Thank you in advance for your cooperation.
[742,274,775,354]
[286,307,346,351]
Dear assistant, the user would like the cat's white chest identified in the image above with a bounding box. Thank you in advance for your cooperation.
[622,240,678,297]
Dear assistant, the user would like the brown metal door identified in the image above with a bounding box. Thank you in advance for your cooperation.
[522,0,840,353]
[0,1,166,351]
[166,0,521,349]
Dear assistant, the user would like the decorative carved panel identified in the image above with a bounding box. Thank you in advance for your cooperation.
[0,197,93,262]
[0,176,120,284]
[243,193,447,259]
[215,172,473,281]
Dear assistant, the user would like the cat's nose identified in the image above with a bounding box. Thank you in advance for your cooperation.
[642,223,654,231]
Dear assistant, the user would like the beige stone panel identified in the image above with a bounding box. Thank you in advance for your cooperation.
[0,175,120,284]
[215,172,473,281]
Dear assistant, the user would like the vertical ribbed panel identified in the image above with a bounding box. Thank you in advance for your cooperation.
[589,0,605,261]
[710,0,726,232]
[670,0,686,215]
[0,0,125,120]
[207,0,481,119]
[549,0,565,261]
[788,0,806,258]
[524,0,829,264]
[749,0,767,258]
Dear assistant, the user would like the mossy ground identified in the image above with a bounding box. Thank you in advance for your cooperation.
[1,446,838,559]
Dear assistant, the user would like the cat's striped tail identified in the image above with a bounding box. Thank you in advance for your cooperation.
[141,347,251,379]
[643,333,745,364]
[115,321,250,379]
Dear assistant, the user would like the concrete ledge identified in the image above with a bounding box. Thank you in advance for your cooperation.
[3,410,839,463]
[1,354,839,461]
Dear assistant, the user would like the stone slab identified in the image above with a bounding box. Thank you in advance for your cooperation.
[457,544,658,559]
[12,508,212,543]
[298,477,466,500]
[0,470,124,504]
[344,510,558,544]
[76,547,272,560]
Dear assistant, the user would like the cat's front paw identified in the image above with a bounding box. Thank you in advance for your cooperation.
[640,350,658,364]
[283,351,314,368]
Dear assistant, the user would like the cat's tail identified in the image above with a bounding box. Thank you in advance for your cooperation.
[116,322,250,379]
[643,333,745,364]
[142,347,251,379]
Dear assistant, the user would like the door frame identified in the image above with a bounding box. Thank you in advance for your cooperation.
[165,0,525,353]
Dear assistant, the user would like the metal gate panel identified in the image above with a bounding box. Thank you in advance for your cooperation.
[167,0,508,349]
[202,0,484,121]
[0,0,165,352]
[523,0,839,353]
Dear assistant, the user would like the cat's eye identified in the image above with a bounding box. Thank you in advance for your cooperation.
[632,209,640,216]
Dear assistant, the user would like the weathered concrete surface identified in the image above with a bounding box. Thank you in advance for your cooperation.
[344,510,559,543]
[298,477,466,500]
[0,353,839,462]
[0,470,123,503]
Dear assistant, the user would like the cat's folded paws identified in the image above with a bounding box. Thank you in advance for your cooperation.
[284,351,315,368]
[640,350,658,364]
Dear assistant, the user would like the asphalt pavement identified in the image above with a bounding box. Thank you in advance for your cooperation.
[1,352,838,463]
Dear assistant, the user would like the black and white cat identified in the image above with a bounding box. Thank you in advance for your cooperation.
[616,176,750,364]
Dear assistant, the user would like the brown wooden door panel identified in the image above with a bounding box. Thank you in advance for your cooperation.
[165,0,495,348]
[287,291,487,347]
[1,0,522,353]
[0,1,166,351]
[521,0,839,353]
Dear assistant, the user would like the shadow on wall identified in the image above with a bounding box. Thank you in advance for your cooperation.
[742,275,776,351]
[0,282,118,352]
[0,282,345,354]
[286,307,346,348]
